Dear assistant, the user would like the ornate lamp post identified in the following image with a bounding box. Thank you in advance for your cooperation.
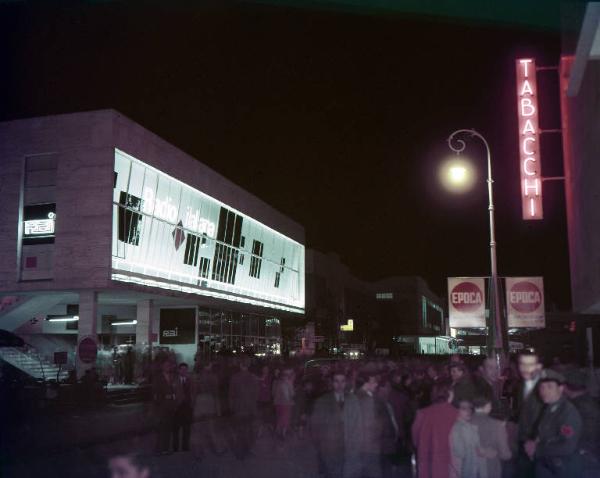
[447,129,505,361]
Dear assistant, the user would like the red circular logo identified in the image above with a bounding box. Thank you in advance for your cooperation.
[509,281,542,313]
[451,282,484,313]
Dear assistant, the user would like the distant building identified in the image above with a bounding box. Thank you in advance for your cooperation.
[305,249,446,355]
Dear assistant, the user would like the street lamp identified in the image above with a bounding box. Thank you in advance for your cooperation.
[446,129,505,362]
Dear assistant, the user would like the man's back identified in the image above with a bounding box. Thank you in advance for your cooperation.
[229,370,258,416]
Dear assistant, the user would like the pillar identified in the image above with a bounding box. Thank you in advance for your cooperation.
[136,300,153,379]
[76,290,98,378]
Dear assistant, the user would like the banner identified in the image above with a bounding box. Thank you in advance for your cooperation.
[506,277,545,328]
[159,308,197,344]
[448,277,486,328]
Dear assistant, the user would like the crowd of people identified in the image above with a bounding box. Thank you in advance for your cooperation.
[145,351,600,478]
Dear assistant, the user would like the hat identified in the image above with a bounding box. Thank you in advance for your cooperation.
[539,369,565,385]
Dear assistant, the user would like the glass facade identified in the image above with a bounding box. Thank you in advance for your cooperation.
[196,308,281,359]
[111,149,305,313]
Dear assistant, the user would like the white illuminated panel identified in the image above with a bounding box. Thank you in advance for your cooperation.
[112,149,305,313]
[24,213,56,236]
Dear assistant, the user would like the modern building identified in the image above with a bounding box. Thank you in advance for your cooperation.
[0,110,305,377]
[305,249,446,355]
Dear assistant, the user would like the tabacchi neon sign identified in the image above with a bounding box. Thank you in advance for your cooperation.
[516,58,542,220]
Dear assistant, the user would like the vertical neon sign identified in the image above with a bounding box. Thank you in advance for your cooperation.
[516,58,543,220]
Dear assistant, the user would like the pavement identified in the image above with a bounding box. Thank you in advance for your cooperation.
[0,403,327,478]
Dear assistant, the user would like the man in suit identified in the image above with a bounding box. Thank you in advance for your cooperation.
[513,351,546,477]
[525,370,582,477]
[310,371,362,478]
[152,359,177,455]
[228,357,259,460]
[473,357,505,419]
[173,362,194,452]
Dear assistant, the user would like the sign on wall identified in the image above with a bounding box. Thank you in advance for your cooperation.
[506,277,545,328]
[159,308,197,345]
[448,277,486,328]
[112,149,305,314]
[516,58,543,220]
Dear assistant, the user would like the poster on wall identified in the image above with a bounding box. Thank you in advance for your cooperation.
[448,277,486,328]
[159,308,196,345]
[506,277,545,328]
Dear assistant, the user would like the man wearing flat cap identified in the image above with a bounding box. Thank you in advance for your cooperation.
[524,370,583,477]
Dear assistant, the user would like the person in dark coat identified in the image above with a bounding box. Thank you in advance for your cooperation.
[355,371,387,478]
[310,371,362,478]
[172,362,193,452]
[411,380,459,478]
[513,351,546,478]
[228,357,259,460]
[525,370,582,478]
[152,359,177,454]
[564,369,600,478]
[473,357,505,419]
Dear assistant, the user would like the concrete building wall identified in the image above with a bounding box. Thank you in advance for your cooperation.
[561,59,600,313]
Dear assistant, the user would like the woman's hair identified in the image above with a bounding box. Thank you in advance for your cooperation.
[431,380,453,403]
[109,452,151,472]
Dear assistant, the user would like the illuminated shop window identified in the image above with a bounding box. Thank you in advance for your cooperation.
[249,240,264,278]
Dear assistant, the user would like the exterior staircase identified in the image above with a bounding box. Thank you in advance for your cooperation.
[0,346,69,382]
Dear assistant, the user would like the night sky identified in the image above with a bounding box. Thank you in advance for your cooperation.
[0,1,570,308]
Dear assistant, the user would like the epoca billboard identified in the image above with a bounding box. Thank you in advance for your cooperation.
[506,277,545,328]
[448,277,486,328]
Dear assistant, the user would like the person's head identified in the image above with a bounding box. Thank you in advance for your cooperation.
[426,364,439,381]
[538,370,565,404]
[359,373,379,394]
[161,360,173,374]
[282,368,294,381]
[178,363,189,377]
[431,379,453,403]
[108,453,151,478]
[332,372,347,394]
[449,363,466,383]
[240,358,250,371]
[518,351,542,381]
[457,400,474,421]
[480,357,499,381]
[472,396,492,415]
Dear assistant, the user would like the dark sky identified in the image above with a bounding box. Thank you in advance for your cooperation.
[0,1,570,308]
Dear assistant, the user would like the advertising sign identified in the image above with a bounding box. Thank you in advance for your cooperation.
[159,308,196,345]
[112,149,304,314]
[448,277,486,328]
[506,277,545,328]
[516,58,543,220]
[77,337,98,364]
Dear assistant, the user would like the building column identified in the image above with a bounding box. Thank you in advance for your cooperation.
[136,300,153,378]
[76,290,98,378]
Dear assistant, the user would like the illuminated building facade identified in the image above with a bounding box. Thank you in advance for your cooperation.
[0,110,305,375]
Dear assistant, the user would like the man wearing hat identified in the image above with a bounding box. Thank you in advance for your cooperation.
[524,369,583,477]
